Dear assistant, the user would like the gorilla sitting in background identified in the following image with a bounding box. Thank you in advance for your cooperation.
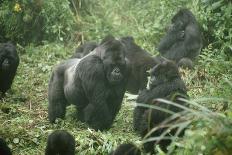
[156,8,202,69]
[109,143,141,155]
[133,60,188,153]
[45,130,75,155]
[71,41,98,58]
[0,42,19,98]
[72,36,156,94]
[48,36,130,130]
[0,138,12,155]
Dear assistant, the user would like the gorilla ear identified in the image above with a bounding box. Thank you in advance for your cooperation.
[100,35,115,45]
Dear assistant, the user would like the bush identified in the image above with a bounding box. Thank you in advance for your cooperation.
[0,0,75,45]
[198,0,232,56]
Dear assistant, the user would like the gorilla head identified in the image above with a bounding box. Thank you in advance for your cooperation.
[45,130,75,155]
[170,8,197,31]
[149,60,179,89]
[96,38,127,85]
[109,143,141,155]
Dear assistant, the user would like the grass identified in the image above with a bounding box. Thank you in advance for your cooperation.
[1,0,232,154]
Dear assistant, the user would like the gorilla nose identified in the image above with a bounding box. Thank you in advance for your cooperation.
[114,67,120,73]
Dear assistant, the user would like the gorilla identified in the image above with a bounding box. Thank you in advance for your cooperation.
[45,130,75,155]
[72,36,156,94]
[0,42,19,98]
[120,36,157,94]
[48,36,130,130]
[133,60,188,153]
[71,41,98,58]
[0,138,12,155]
[109,143,141,155]
[157,8,202,69]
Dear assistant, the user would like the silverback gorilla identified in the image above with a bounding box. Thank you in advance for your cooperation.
[157,9,202,69]
[0,42,19,98]
[48,36,130,130]
[72,36,156,94]
[45,130,75,155]
[133,60,188,153]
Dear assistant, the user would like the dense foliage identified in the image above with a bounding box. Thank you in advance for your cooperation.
[0,0,75,44]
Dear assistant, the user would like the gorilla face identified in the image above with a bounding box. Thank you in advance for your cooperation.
[101,40,127,85]
[149,61,180,89]
[171,9,195,31]
[0,43,18,71]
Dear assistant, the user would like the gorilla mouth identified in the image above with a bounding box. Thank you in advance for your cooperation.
[109,67,123,84]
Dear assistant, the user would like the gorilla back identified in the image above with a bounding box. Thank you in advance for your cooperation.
[48,37,129,130]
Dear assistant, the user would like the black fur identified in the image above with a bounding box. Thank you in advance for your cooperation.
[45,130,75,155]
[133,60,188,153]
[157,8,202,69]
[0,42,19,98]
[72,36,156,94]
[109,143,141,155]
[48,36,130,130]
[71,41,98,58]
[120,36,156,94]
[0,138,12,155]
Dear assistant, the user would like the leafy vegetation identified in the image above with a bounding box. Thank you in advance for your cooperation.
[0,0,232,154]
[0,0,75,44]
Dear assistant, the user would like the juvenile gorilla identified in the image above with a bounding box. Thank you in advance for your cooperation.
[157,8,202,69]
[133,61,188,153]
[72,36,156,94]
[109,143,141,155]
[45,130,75,155]
[48,37,129,130]
[0,42,19,98]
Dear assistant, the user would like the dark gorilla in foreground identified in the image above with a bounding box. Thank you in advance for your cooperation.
[109,143,141,155]
[0,42,19,98]
[133,60,188,153]
[72,36,156,94]
[157,8,202,69]
[0,138,12,155]
[48,36,130,130]
[45,130,75,155]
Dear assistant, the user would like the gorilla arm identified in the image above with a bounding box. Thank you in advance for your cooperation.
[158,29,184,55]
[136,78,186,104]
